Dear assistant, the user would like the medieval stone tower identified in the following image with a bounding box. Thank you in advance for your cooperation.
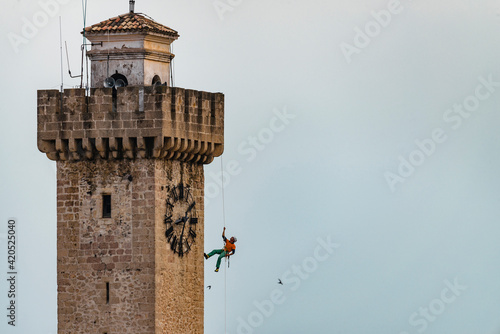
[37,3,224,333]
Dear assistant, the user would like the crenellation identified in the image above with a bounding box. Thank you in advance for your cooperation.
[38,87,223,163]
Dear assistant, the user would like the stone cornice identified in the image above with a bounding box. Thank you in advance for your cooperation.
[37,87,224,164]
[86,48,175,62]
[85,32,177,44]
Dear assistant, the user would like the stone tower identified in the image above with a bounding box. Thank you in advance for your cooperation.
[37,5,224,334]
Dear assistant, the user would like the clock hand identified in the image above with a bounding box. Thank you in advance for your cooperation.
[182,202,195,222]
[178,215,188,253]
[185,201,196,216]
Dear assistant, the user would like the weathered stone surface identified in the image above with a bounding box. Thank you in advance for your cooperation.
[56,159,205,334]
[37,86,224,163]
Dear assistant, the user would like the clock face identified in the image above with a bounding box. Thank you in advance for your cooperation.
[164,183,198,257]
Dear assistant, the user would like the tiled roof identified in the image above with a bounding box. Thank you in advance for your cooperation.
[83,13,179,38]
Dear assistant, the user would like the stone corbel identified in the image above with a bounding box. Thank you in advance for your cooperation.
[56,139,68,161]
[109,137,119,159]
[82,138,94,160]
[95,138,108,159]
[123,137,135,159]
[152,136,163,158]
[68,138,80,161]
[137,137,146,159]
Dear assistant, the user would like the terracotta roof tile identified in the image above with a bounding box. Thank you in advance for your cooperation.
[83,13,179,38]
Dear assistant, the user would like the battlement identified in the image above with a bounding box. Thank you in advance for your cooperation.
[37,86,224,163]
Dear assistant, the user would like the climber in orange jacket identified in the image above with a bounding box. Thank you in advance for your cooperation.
[204,227,237,272]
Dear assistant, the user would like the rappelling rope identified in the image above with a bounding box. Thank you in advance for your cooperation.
[220,156,227,334]
[220,156,227,232]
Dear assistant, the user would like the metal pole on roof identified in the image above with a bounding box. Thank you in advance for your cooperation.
[59,16,64,93]
[129,0,135,13]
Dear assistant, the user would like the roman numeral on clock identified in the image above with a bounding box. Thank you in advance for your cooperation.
[178,183,184,200]
[171,236,177,251]
[165,226,174,240]
[178,236,184,256]
[189,228,196,238]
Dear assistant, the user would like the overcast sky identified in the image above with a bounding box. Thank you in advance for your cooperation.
[1,0,500,333]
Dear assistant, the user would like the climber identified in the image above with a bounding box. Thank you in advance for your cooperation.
[204,227,237,272]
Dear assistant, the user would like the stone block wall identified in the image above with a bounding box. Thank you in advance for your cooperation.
[37,86,224,163]
[56,158,204,334]
[154,160,205,333]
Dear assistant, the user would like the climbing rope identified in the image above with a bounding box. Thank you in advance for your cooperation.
[220,156,227,334]
[220,156,227,230]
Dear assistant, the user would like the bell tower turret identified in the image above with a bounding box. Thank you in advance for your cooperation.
[84,6,179,88]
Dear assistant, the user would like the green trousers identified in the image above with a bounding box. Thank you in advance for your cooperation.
[208,249,227,269]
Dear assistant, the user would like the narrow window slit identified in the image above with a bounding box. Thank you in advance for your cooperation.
[102,194,111,218]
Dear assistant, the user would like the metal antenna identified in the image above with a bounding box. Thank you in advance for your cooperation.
[59,16,64,92]
[80,0,88,89]
[59,16,64,113]
[65,42,83,79]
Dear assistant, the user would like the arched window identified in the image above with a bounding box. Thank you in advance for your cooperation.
[152,75,162,86]
[111,73,128,87]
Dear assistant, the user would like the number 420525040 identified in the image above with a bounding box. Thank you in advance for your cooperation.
[7,220,16,270]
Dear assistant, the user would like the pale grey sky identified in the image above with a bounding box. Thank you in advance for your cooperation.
[1,0,500,333]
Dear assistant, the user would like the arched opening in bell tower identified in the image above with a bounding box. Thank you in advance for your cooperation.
[111,73,128,87]
[152,75,162,86]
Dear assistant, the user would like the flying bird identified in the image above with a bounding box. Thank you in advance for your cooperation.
[207,285,212,290]
[278,279,283,285]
